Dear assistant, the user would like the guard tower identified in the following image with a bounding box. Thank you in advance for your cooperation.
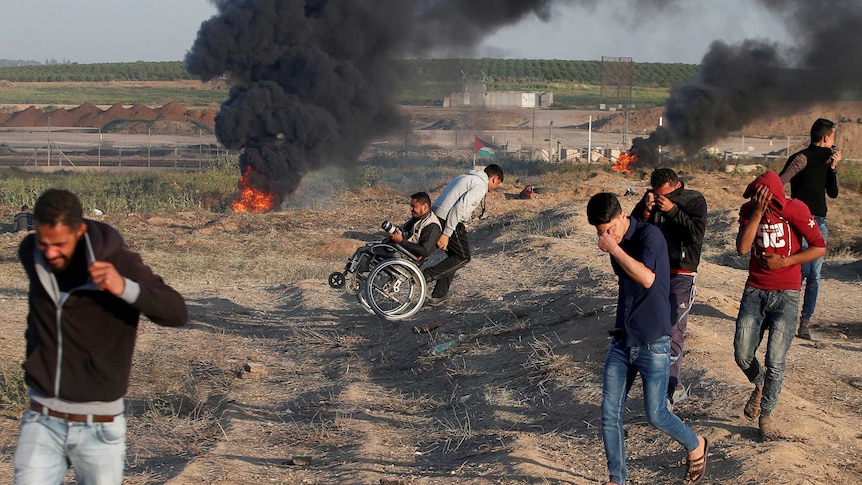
[599,56,634,108]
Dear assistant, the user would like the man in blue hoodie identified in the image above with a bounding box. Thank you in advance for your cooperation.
[422,164,504,304]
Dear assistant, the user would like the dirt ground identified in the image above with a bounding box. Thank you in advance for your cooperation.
[1,103,861,484]
[0,164,860,484]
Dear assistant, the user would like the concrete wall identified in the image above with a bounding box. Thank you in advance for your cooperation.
[446,88,553,109]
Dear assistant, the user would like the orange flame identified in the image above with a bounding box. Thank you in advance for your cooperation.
[612,151,636,174]
[232,166,275,212]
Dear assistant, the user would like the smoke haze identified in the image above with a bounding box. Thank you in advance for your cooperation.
[186,0,862,194]
[637,0,862,163]
[186,0,558,206]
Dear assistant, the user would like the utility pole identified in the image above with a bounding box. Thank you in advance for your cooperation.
[658,116,663,164]
[623,109,629,148]
[531,108,536,157]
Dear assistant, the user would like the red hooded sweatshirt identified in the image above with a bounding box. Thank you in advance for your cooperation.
[739,171,825,291]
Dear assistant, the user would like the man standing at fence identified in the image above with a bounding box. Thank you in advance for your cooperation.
[14,189,188,484]
[778,118,840,340]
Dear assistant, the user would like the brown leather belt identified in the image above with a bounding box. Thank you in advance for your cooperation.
[30,402,119,423]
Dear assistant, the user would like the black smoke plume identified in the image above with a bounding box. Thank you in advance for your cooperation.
[654,0,862,159]
[186,0,558,207]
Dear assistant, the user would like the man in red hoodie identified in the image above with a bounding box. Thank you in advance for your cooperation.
[734,171,825,441]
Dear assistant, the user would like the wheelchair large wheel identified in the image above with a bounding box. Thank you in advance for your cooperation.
[364,258,427,321]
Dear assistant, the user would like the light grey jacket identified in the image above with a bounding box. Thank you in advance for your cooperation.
[432,169,489,237]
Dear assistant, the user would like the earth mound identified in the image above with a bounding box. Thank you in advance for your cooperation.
[0,102,216,134]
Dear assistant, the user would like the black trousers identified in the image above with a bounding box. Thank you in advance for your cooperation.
[422,219,470,298]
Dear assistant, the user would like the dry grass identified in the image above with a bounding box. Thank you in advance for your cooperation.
[1,165,861,484]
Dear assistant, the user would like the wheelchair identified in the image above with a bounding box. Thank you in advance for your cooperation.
[328,242,427,321]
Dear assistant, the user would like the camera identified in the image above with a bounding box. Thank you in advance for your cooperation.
[381,221,397,234]
[827,145,839,164]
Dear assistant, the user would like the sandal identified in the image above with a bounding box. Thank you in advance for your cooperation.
[743,385,762,420]
[759,415,780,442]
[684,437,709,483]
[796,326,811,340]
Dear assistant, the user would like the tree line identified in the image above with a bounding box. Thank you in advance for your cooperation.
[0,61,195,82]
[0,59,698,87]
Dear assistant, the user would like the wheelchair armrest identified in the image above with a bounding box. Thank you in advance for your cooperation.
[370,242,421,263]
[392,242,422,262]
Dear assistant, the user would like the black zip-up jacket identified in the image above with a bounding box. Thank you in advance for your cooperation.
[779,144,839,218]
[19,219,187,403]
[631,182,708,272]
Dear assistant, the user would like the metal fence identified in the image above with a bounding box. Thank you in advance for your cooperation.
[0,127,226,169]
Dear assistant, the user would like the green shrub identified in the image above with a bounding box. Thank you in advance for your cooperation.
[0,168,238,213]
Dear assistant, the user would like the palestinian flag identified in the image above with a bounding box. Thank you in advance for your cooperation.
[473,136,497,157]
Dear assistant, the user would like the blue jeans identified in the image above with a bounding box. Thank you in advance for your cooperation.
[733,286,799,416]
[14,409,126,485]
[799,216,827,323]
[601,335,700,484]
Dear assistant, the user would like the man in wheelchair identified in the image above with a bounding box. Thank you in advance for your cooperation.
[384,191,442,262]
[329,192,441,321]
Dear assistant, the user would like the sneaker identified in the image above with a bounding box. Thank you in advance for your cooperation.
[796,322,812,340]
[427,296,447,306]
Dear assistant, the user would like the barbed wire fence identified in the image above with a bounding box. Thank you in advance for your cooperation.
[0,127,226,169]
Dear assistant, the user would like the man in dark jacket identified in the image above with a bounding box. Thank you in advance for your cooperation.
[386,191,442,261]
[632,168,707,410]
[779,118,840,340]
[14,189,188,485]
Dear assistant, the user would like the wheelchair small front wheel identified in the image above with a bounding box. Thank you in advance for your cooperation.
[328,272,346,289]
[344,275,361,295]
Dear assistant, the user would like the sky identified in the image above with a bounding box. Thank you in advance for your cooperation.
[0,0,789,65]
[480,0,790,64]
